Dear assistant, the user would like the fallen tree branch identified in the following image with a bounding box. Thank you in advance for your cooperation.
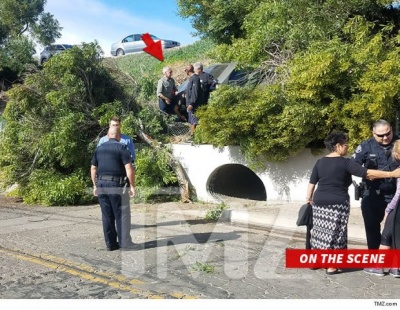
[137,119,191,203]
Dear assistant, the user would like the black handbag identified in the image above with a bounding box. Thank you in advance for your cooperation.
[296,203,313,226]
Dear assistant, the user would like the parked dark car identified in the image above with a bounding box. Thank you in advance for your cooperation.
[174,63,249,119]
[111,34,180,56]
[39,44,74,65]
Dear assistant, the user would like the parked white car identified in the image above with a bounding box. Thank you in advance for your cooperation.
[39,44,74,65]
[110,34,180,56]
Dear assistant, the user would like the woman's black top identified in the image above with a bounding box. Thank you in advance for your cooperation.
[310,157,367,205]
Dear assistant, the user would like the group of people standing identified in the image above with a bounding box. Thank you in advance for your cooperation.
[307,120,400,276]
[89,63,217,251]
[89,102,400,274]
[157,62,217,134]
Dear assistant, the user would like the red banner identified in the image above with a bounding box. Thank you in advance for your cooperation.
[286,249,400,268]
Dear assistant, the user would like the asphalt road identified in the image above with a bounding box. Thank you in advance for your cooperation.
[1,196,400,306]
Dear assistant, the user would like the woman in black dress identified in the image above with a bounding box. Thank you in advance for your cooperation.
[306,132,400,275]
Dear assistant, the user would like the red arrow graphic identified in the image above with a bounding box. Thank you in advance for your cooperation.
[141,33,164,62]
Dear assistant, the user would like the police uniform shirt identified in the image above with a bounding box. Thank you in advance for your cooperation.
[352,136,399,193]
[97,134,136,161]
[186,74,202,109]
[91,139,132,177]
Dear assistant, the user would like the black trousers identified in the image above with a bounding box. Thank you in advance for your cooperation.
[361,190,391,249]
[97,180,132,249]
[306,224,312,249]
[159,98,175,115]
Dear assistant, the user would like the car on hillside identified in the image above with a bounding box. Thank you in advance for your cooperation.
[177,62,249,93]
[388,1,400,9]
[39,44,74,65]
[173,62,252,119]
[110,34,180,56]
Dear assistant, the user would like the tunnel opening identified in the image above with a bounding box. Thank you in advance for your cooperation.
[206,164,267,201]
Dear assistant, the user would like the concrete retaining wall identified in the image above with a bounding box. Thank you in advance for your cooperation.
[172,144,361,206]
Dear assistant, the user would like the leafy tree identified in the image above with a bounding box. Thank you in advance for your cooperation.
[177,0,259,44]
[190,1,400,163]
[0,0,61,85]
[0,42,129,205]
[211,0,400,65]
[0,41,192,205]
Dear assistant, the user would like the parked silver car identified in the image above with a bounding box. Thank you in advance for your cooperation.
[110,34,180,56]
[174,63,251,120]
[39,44,74,65]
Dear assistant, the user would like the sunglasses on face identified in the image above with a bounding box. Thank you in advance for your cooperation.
[374,130,392,138]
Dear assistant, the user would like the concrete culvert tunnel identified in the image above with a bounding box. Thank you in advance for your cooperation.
[206,164,267,201]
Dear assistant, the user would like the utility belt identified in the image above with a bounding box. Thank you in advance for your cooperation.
[363,187,395,204]
[354,180,395,200]
[97,175,127,186]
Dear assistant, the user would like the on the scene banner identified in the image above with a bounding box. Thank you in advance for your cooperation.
[286,249,400,268]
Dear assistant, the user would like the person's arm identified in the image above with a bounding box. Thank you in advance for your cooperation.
[207,73,216,89]
[126,138,135,161]
[307,161,319,203]
[306,183,315,203]
[186,78,194,111]
[192,77,200,103]
[124,162,136,197]
[172,80,178,96]
[174,104,187,121]
[386,178,400,213]
[90,165,98,196]
[366,168,400,180]
[346,158,400,180]
[157,78,164,98]
[187,77,200,111]
[120,147,135,197]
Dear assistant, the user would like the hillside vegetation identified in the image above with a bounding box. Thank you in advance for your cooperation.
[103,39,215,103]
[3,0,400,205]
[0,41,216,205]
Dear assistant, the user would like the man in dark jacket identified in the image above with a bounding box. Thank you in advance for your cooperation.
[185,64,203,134]
[91,127,136,251]
[194,62,218,106]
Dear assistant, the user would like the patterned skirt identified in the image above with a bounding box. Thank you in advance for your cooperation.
[311,201,350,250]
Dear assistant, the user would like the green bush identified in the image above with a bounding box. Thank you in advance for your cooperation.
[0,42,138,205]
[204,203,227,221]
[0,39,217,206]
[135,146,177,188]
[133,146,179,202]
[21,170,94,206]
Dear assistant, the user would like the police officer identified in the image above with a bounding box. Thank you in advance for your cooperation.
[91,127,136,251]
[352,119,399,250]
[193,62,218,106]
[97,116,136,163]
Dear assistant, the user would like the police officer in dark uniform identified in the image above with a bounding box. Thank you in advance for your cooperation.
[194,62,218,106]
[352,119,399,250]
[91,127,136,251]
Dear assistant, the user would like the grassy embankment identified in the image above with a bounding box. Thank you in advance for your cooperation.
[103,39,216,103]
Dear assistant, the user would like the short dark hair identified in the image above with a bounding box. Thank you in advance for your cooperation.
[373,119,390,130]
[324,131,349,152]
[185,64,194,73]
[110,116,121,123]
